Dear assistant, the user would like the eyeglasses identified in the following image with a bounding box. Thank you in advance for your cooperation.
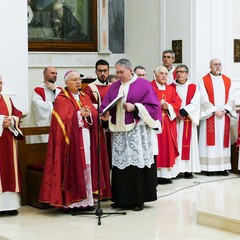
[212,63,222,66]
[176,70,187,74]
[163,55,172,59]
[116,70,127,75]
[69,77,82,83]
[96,69,109,73]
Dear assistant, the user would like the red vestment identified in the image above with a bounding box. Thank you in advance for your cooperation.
[0,95,23,193]
[151,81,182,168]
[39,88,111,207]
[85,82,112,196]
[202,73,231,147]
[85,84,110,105]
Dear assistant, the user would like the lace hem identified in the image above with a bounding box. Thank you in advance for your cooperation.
[112,125,154,170]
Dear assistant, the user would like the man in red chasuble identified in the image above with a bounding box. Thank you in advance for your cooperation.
[39,70,111,211]
[151,66,182,184]
[85,59,112,197]
[0,75,24,215]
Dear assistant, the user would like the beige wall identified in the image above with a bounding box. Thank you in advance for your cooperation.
[125,0,161,79]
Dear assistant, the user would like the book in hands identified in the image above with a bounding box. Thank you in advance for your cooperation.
[100,92,125,116]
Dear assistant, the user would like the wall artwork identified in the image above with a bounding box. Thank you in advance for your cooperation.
[172,40,182,63]
[108,0,124,53]
[28,0,97,52]
[234,39,240,62]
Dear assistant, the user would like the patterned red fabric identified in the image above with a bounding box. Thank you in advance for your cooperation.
[39,88,111,207]
[151,81,182,168]
[181,84,196,160]
[0,96,22,192]
[203,73,230,147]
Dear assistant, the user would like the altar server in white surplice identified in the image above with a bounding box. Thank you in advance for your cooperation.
[171,64,201,179]
[198,58,237,176]
[31,66,62,143]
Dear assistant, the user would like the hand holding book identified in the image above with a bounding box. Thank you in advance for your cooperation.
[100,92,125,116]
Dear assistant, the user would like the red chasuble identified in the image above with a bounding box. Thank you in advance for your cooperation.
[85,84,110,105]
[39,88,111,207]
[0,95,23,193]
[151,81,182,168]
[85,83,112,197]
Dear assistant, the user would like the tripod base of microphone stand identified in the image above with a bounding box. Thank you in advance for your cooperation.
[71,206,127,225]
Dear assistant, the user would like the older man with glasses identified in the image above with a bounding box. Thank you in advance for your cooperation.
[170,64,201,179]
[39,70,109,212]
[100,58,162,211]
[198,58,237,177]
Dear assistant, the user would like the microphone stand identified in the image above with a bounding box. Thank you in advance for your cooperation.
[72,89,127,225]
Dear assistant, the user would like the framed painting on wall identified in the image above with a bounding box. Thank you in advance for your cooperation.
[28,0,97,52]
[172,40,182,63]
[234,39,240,62]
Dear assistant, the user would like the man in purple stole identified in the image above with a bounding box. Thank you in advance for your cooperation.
[100,59,162,211]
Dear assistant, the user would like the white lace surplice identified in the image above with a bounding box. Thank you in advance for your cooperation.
[112,124,154,170]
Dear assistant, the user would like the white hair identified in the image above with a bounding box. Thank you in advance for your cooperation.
[64,70,79,81]
[155,65,168,74]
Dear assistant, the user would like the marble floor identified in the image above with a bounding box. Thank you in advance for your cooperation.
[0,172,240,240]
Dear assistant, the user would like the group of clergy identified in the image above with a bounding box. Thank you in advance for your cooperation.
[152,58,237,185]
[0,57,238,215]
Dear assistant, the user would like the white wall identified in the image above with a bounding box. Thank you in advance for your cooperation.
[194,0,232,84]
[231,0,240,92]
[161,0,240,93]
[125,0,161,78]
[0,2,28,113]
[160,0,192,76]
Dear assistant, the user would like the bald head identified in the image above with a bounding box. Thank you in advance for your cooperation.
[43,66,57,84]
[210,58,222,76]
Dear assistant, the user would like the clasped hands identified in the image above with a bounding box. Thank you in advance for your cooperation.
[160,99,168,110]
[214,109,227,118]
[81,106,91,117]
[3,116,12,128]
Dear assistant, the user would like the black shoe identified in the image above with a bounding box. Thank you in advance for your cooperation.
[62,208,73,214]
[184,172,193,179]
[133,205,144,211]
[76,206,95,211]
[4,210,18,216]
[157,178,172,185]
[65,206,95,214]
[111,203,120,208]
[81,206,95,211]
[206,172,214,176]
[217,170,229,176]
